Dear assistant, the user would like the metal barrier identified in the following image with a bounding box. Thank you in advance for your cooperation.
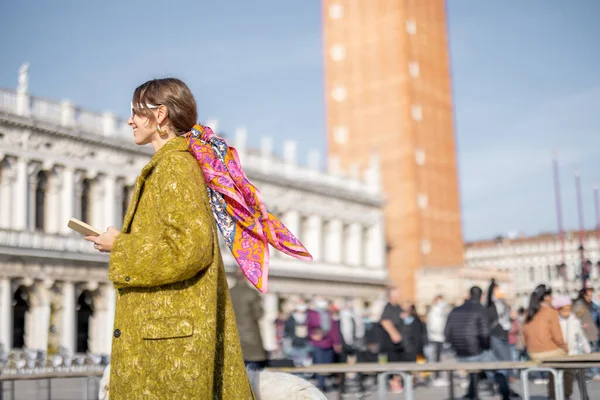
[2,358,599,400]
[270,360,536,400]
[376,370,413,400]
[0,369,103,400]
[270,359,600,400]
[521,367,565,400]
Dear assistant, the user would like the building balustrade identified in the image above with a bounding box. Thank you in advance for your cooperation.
[0,229,100,255]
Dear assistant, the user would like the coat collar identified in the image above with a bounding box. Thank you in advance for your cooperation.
[121,136,190,232]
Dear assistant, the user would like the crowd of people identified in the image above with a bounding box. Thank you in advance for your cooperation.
[229,275,600,399]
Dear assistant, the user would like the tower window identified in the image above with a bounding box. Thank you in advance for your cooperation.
[330,45,346,61]
[421,239,431,255]
[333,126,348,144]
[415,149,426,165]
[408,61,420,77]
[328,4,344,20]
[406,20,417,35]
[331,86,347,102]
[411,104,423,121]
[417,194,428,209]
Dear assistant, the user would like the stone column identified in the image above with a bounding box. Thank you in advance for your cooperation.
[103,175,117,229]
[344,222,363,266]
[45,166,63,234]
[105,285,116,354]
[0,156,17,230]
[91,175,105,230]
[366,221,385,268]
[13,157,28,231]
[260,293,279,353]
[25,280,52,351]
[282,210,301,237]
[61,282,76,356]
[88,283,109,355]
[27,161,42,231]
[0,278,12,350]
[60,167,75,234]
[302,215,323,262]
[73,170,86,222]
[324,219,343,264]
[47,283,63,355]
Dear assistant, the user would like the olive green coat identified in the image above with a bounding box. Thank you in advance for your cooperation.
[108,137,254,399]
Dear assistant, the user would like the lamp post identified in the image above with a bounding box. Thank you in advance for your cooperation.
[574,171,587,287]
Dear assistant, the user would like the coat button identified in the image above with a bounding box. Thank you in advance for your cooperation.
[114,329,121,338]
[125,276,130,282]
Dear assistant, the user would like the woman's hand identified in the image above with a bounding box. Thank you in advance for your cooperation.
[85,226,120,253]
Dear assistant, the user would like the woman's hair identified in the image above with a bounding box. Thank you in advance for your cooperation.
[526,284,552,323]
[486,278,497,307]
[132,78,197,135]
[410,304,420,318]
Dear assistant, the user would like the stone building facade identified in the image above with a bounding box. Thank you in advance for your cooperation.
[0,65,388,358]
[465,230,600,307]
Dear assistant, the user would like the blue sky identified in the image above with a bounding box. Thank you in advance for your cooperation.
[1,0,599,241]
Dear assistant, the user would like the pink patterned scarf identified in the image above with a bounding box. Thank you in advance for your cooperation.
[186,124,312,293]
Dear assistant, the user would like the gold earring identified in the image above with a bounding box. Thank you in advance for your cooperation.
[156,124,166,135]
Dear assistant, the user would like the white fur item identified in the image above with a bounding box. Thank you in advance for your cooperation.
[99,364,327,400]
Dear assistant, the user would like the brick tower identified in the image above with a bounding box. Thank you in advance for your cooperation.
[322,0,464,300]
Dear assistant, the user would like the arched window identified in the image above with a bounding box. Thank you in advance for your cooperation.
[35,171,48,231]
[529,266,535,282]
[12,286,29,349]
[76,290,94,353]
[81,179,91,223]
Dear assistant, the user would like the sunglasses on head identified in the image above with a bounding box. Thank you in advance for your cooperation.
[130,102,159,119]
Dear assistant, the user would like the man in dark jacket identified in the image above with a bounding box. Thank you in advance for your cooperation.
[445,286,512,400]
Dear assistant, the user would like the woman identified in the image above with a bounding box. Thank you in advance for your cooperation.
[553,295,591,399]
[307,297,341,392]
[485,280,514,399]
[283,299,312,367]
[523,284,568,400]
[86,78,311,399]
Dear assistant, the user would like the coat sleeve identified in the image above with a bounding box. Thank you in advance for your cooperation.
[443,311,453,343]
[575,319,592,353]
[549,311,568,353]
[477,309,491,350]
[109,156,214,288]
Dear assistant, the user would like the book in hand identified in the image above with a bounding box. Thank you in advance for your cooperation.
[67,218,103,237]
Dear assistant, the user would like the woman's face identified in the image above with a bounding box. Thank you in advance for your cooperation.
[128,108,158,146]
[558,305,572,318]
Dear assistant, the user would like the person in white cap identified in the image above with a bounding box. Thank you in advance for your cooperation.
[552,294,591,399]
[552,295,591,356]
